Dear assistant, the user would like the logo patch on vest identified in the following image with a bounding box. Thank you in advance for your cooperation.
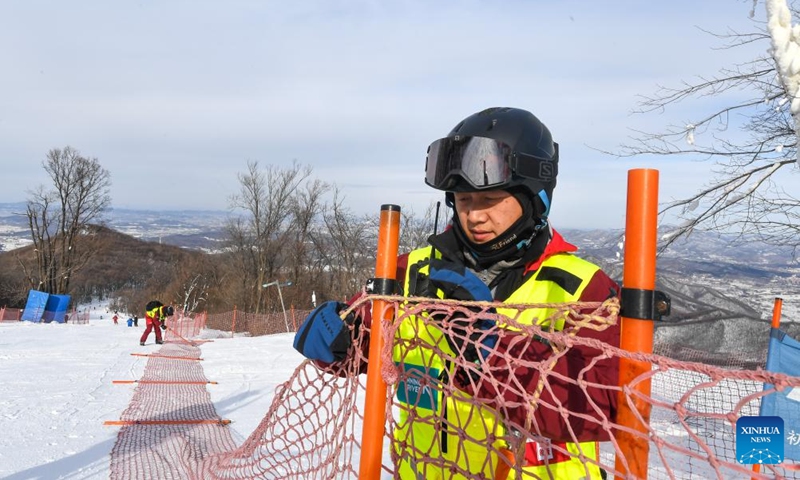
[395,363,439,411]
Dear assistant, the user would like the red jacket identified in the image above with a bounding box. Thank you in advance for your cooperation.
[460,230,620,442]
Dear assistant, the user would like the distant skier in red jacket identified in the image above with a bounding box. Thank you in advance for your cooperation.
[139,300,174,346]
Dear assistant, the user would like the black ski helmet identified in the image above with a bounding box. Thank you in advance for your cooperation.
[425,107,559,219]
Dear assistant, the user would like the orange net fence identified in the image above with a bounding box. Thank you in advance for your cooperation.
[65,309,89,324]
[166,311,208,339]
[0,307,89,323]
[0,306,21,321]
[204,307,312,337]
[179,295,800,479]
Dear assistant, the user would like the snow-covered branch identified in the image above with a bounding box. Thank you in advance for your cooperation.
[766,0,800,163]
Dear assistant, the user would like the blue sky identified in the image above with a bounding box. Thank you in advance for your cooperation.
[0,0,766,229]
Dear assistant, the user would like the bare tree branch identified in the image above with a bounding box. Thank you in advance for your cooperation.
[21,147,111,294]
[599,15,800,252]
[228,160,312,313]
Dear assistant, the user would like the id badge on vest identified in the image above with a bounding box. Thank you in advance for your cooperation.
[395,363,440,411]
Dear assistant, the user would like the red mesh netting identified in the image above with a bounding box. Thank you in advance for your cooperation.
[0,307,22,321]
[109,319,238,479]
[111,297,800,479]
[204,308,311,337]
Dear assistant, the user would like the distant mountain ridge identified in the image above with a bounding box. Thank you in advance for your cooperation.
[559,227,800,365]
[2,202,798,281]
[1,202,798,365]
[0,202,230,253]
[2,202,796,267]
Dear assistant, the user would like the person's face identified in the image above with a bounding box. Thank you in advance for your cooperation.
[453,190,523,244]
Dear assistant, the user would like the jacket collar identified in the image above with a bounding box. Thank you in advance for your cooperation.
[429,225,577,271]
[524,228,577,273]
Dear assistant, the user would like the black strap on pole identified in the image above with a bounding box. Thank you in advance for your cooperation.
[366,277,397,295]
[620,288,672,321]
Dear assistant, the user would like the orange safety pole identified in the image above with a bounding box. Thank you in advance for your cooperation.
[130,353,203,361]
[771,297,783,329]
[615,168,659,479]
[358,204,401,480]
[165,322,198,347]
[104,419,231,426]
[494,446,516,479]
[752,297,784,479]
[112,380,218,385]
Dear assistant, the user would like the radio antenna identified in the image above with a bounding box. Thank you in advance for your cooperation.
[432,201,441,236]
[429,201,441,259]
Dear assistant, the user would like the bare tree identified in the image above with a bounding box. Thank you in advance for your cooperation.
[222,215,257,310]
[285,178,330,304]
[398,200,448,254]
[176,273,209,313]
[304,198,447,303]
[311,187,376,300]
[228,160,312,313]
[605,11,800,252]
[19,147,111,294]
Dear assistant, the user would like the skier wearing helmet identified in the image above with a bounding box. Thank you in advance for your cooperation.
[294,107,621,479]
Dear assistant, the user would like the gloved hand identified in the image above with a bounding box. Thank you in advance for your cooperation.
[160,320,167,330]
[428,259,497,362]
[293,301,357,364]
[428,258,493,302]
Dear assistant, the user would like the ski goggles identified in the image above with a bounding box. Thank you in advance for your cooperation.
[425,136,557,191]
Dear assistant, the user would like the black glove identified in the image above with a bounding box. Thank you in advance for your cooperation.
[160,320,167,330]
[428,259,498,362]
[293,301,358,363]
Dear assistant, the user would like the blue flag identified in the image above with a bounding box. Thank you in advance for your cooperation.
[760,327,800,461]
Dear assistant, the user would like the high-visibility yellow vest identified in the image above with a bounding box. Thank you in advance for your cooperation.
[146,305,162,320]
[392,247,606,480]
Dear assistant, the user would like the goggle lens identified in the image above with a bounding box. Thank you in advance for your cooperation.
[425,136,513,190]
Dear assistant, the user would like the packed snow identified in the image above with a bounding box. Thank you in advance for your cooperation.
[0,301,304,479]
